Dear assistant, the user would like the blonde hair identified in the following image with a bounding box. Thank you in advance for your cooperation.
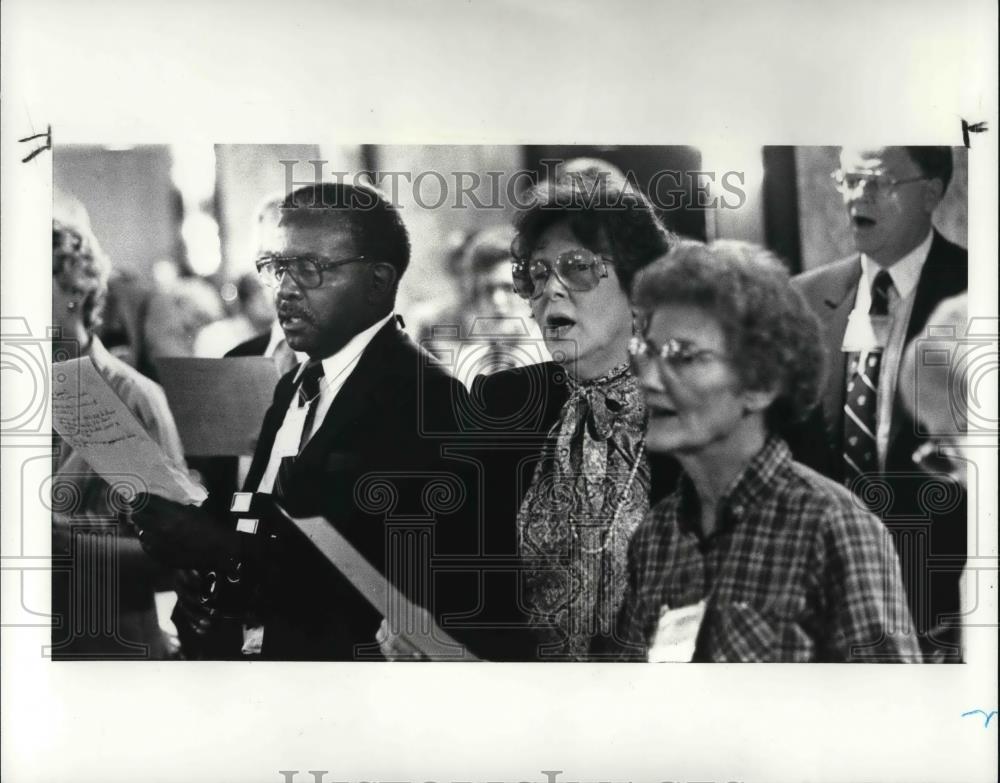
[52,219,111,333]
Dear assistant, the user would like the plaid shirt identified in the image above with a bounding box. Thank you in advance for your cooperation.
[607,437,922,662]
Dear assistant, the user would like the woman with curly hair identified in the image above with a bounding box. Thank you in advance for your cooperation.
[464,167,676,661]
[612,240,921,662]
[52,217,187,658]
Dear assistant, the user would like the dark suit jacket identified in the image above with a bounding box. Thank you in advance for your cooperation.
[467,362,680,660]
[790,231,968,658]
[228,319,479,660]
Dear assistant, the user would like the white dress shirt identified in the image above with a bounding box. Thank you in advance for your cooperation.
[255,311,394,494]
[235,321,307,488]
[845,229,933,469]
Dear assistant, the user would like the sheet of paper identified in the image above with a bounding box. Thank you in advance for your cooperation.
[648,599,707,663]
[52,357,207,505]
[277,506,479,661]
[153,357,280,457]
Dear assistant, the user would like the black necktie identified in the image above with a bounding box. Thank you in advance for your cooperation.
[843,270,893,484]
[272,360,324,498]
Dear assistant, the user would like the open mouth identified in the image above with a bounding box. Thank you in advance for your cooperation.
[851,215,877,229]
[544,314,576,338]
[278,311,310,330]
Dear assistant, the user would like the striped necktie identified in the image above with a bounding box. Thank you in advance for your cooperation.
[843,269,892,484]
[272,360,324,499]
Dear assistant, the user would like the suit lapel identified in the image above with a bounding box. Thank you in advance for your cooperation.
[295,320,402,470]
[817,257,862,431]
[904,231,968,345]
[242,369,300,491]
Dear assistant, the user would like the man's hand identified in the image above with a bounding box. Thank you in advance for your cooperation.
[173,568,219,637]
[131,493,237,569]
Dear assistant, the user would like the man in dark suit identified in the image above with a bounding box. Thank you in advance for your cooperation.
[133,181,479,660]
[791,146,967,660]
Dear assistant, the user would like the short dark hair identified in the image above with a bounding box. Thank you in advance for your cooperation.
[511,170,674,293]
[632,239,826,429]
[904,146,954,192]
[281,182,411,282]
[52,219,110,334]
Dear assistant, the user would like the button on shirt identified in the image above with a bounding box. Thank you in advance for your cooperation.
[848,230,933,469]
[256,312,394,494]
[612,437,921,662]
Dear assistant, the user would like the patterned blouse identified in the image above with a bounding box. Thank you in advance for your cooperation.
[517,362,650,660]
[611,436,922,662]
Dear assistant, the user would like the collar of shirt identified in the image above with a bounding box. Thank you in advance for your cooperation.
[292,311,395,388]
[674,435,792,542]
[859,228,933,307]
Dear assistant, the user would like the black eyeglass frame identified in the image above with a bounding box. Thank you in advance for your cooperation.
[256,254,367,289]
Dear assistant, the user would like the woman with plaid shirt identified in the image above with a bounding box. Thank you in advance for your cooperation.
[608,240,921,662]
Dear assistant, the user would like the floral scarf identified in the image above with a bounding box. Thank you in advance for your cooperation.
[517,361,650,660]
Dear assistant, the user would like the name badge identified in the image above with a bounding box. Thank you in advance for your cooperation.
[272,404,308,458]
[842,311,892,353]
[648,599,707,663]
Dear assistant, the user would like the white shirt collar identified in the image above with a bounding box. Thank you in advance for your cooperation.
[861,229,933,302]
[294,311,395,384]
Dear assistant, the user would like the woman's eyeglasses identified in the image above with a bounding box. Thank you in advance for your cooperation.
[628,335,726,371]
[511,249,611,300]
[256,254,366,289]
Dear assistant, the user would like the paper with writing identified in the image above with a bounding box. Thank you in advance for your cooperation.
[153,357,280,457]
[648,599,707,663]
[276,506,478,661]
[52,357,207,505]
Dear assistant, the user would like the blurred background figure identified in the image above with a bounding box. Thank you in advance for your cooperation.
[899,293,971,486]
[193,272,276,357]
[412,228,476,347]
[51,217,187,659]
[451,225,546,384]
[142,276,225,374]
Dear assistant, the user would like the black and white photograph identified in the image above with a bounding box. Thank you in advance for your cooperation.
[2,2,997,782]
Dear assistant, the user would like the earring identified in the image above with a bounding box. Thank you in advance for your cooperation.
[66,301,78,312]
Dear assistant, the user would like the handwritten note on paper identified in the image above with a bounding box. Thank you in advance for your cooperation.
[153,357,280,457]
[52,357,207,505]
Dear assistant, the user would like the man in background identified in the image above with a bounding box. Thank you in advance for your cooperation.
[792,146,968,660]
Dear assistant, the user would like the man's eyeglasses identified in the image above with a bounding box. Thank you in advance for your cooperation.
[256,254,366,289]
[511,249,611,300]
[628,335,727,372]
[831,169,929,199]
